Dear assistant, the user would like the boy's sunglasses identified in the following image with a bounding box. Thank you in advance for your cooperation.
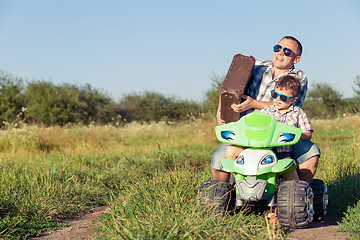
[273,44,295,57]
[270,90,295,103]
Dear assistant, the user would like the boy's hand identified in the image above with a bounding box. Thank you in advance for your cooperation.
[231,95,255,113]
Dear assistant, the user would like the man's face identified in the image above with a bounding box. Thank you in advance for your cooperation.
[272,38,301,71]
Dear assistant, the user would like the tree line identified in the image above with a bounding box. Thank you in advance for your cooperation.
[0,71,203,126]
[1,70,360,126]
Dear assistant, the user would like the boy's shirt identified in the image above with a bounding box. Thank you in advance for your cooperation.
[257,104,313,152]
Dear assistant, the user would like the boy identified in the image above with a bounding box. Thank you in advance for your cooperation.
[225,75,314,181]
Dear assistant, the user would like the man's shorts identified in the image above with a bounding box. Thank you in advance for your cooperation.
[211,140,321,170]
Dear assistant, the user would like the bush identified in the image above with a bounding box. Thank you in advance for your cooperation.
[339,200,360,239]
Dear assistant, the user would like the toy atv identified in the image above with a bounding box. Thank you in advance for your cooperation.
[198,112,328,228]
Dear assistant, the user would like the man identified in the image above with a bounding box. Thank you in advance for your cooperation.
[211,36,320,183]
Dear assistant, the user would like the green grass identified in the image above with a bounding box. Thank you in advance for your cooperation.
[311,116,360,219]
[96,165,286,240]
[0,116,360,239]
[340,200,360,239]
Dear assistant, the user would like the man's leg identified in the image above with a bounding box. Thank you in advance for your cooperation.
[297,155,319,183]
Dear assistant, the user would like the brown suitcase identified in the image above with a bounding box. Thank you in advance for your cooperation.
[220,54,255,123]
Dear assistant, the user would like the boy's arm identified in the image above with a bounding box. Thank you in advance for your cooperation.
[300,130,312,141]
[298,107,313,141]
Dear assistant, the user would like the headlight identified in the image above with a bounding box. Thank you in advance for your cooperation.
[261,155,275,165]
[221,131,236,141]
[235,155,244,165]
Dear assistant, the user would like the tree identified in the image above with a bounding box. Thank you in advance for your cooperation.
[201,72,224,115]
[24,81,77,125]
[308,83,342,110]
[352,75,360,101]
[303,82,343,118]
[117,91,200,122]
[77,84,115,124]
[24,81,115,125]
[0,71,25,123]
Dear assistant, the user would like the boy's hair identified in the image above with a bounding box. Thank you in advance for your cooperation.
[275,75,301,97]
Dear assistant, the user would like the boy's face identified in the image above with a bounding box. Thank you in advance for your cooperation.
[272,87,297,111]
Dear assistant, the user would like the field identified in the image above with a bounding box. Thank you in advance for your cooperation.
[0,115,360,239]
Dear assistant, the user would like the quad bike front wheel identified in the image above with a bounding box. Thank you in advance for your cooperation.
[277,180,314,228]
[310,179,328,221]
[197,180,234,212]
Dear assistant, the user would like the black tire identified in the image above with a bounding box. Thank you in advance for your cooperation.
[277,180,314,228]
[310,179,328,221]
[197,180,232,212]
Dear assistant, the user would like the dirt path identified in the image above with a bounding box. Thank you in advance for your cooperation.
[30,208,349,240]
[286,216,350,240]
[29,206,110,240]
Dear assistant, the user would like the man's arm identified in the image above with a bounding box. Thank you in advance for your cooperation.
[216,95,226,125]
[231,95,272,113]
[294,75,308,107]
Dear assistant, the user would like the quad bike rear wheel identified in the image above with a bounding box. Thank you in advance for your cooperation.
[310,179,328,221]
[277,180,314,228]
[197,180,234,212]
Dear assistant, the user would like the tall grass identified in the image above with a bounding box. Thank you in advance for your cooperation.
[0,115,359,239]
[311,115,360,219]
[98,167,284,240]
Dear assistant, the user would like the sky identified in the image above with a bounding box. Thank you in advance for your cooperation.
[0,0,359,103]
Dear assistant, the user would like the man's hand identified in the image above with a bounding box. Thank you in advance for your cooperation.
[216,108,226,125]
[231,95,255,113]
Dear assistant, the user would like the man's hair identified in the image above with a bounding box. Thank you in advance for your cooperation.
[282,36,302,56]
[275,75,301,97]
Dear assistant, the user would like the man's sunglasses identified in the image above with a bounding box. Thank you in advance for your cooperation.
[270,90,295,103]
[273,44,295,57]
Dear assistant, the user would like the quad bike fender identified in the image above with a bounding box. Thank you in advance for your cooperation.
[256,158,297,175]
[270,158,297,173]
[215,112,303,148]
[221,157,296,175]
[220,158,235,172]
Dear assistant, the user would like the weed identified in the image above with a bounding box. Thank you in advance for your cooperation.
[0,115,359,239]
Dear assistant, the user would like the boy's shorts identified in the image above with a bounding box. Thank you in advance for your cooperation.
[211,140,321,170]
[291,140,321,166]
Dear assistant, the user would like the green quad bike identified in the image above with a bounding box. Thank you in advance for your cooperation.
[198,112,328,228]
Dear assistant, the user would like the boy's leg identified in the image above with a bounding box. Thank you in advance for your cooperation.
[211,143,243,182]
[281,170,300,180]
[211,168,230,182]
[225,145,244,160]
[297,155,319,183]
[276,152,299,181]
[291,140,321,183]
[211,143,231,182]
